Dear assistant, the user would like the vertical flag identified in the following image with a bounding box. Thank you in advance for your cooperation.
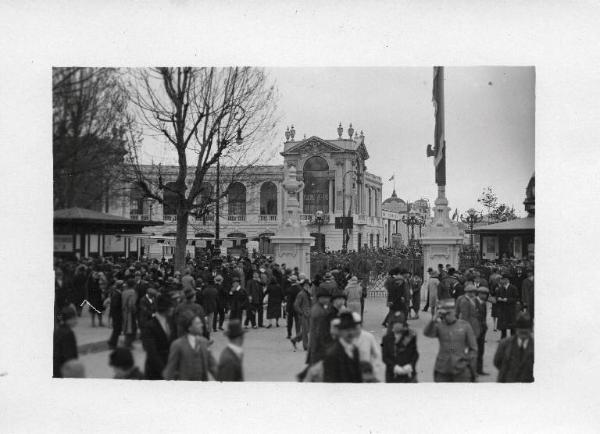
[431,66,446,186]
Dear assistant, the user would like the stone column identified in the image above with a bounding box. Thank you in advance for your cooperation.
[329,179,334,213]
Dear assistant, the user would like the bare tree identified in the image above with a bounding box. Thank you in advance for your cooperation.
[53,67,130,210]
[126,67,278,270]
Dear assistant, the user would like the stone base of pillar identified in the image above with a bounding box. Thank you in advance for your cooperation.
[421,186,464,275]
[270,235,313,276]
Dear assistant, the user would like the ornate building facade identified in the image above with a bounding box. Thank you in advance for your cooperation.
[105,124,385,255]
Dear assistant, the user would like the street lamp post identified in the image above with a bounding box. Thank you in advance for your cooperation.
[402,208,425,241]
[342,170,358,252]
[315,209,324,252]
[460,208,483,247]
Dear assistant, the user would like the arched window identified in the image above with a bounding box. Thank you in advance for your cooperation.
[227,182,246,216]
[303,156,329,214]
[163,182,178,216]
[260,182,278,215]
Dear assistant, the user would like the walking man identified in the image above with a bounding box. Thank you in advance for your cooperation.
[217,319,246,381]
[291,277,312,351]
[493,313,534,382]
[424,299,478,382]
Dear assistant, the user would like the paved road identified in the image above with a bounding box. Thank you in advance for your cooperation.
[78,297,501,382]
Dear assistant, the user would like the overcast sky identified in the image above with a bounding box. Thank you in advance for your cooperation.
[141,67,534,217]
[266,66,535,217]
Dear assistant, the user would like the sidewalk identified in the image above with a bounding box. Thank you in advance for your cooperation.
[73,313,113,354]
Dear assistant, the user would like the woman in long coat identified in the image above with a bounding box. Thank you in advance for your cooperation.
[344,276,363,314]
[381,312,419,383]
[264,277,283,327]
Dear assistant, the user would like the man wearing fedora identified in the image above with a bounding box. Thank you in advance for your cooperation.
[142,294,176,380]
[323,311,363,383]
[53,306,79,378]
[163,313,217,381]
[318,271,338,296]
[455,284,482,343]
[307,287,333,366]
[476,286,491,375]
[493,313,534,382]
[496,275,519,339]
[424,299,478,382]
[285,275,302,339]
[217,319,246,381]
[228,276,248,322]
[291,277,312,351]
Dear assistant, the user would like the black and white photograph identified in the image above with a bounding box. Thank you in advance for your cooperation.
[2,2,600,433]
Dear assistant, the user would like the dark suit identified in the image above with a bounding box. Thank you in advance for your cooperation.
[142,316,175,380]
[217,346,243,381]
[521,278,534,320]
[493,336,534,383]
[53,324,78,378]
[323,340,362,383]
[308,302,332,365]
[497,284,519,337]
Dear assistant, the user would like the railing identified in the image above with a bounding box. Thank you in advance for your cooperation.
[163,214,177,223]
[259,215,278,222]
[129,214,151,221]
[227,215,247,222]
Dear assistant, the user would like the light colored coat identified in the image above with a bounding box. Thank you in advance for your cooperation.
[344,280,363,314]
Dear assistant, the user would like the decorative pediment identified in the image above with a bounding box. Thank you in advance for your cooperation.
[283,136,344,156]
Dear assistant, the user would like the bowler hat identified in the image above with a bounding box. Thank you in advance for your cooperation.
[515,313,532,330]
[109,347,134,369]
[476,286,490,294]
[324,272,334,280]
[224,319,246,338]
[338,311,359,330]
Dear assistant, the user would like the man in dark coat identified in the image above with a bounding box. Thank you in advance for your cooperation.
[307,288,332,366]
[440,268,463,300]
[520,270,534,321]
[496,276,519,338]
[200,278,219,333]
[53,306,78,378]
[108,281,124,349]
[213,275,228,331]
[142,295,175,380]
[475,286,490,375]
[384,268,406,327]
[285,275,302,339]
[494,314,534,382]
[54,268,71,323]
[323,311,363,383]
[228,277,248,321]
[217,319,245,381]
[245,272,264,329]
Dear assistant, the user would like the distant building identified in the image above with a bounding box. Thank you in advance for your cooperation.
[94,124,387,257]
[381,190,430,247]
[472,174,535,261]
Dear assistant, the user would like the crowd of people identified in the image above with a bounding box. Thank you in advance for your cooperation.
[53,253,534,383]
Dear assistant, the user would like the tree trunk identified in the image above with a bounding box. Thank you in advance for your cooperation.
[174,209,189,272]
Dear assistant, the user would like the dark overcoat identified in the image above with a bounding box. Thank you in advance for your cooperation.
[265,282,283,319]
[381,331,419,383]
[493,336,534,383]
[322,340,362,383]
[142,316,175,380]
[217,346,243,381]
[496,284,519,330]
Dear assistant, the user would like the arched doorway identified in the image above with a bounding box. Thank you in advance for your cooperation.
[303,156,329,215]
[260,182,278,218]
[227,182,246,220]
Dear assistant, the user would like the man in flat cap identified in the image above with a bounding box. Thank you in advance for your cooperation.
[424,299,478,382]
[493,313,534,382]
